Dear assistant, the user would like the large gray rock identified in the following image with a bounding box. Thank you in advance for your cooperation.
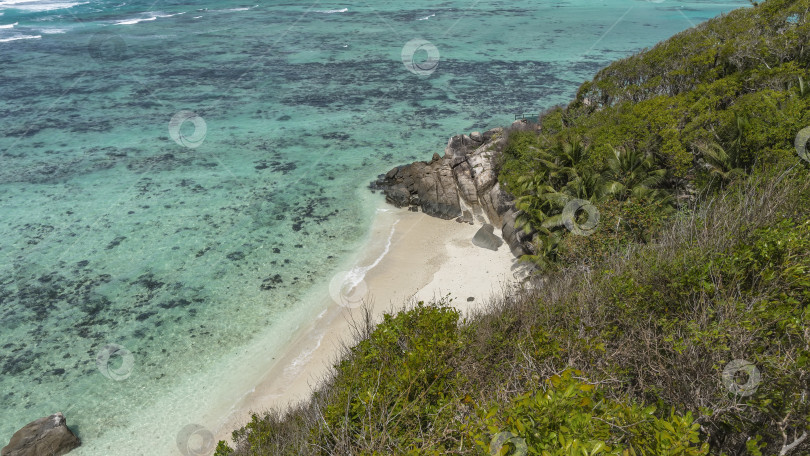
[371,126,535,260]
[467,140,502,192]
[471,224,504,251]
[2,413,81,456]
[480,183,510,227]
[415,159,462,219]
[373,154,461,219]
[500,209,536,258]
[452,161,478,205]
[385,185,410,207]
[443,132,485,159]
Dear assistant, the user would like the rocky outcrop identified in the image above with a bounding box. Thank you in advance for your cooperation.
[2,413,81,456]
[371,127,536,258]
[471,224,504,251]
[500,209,538,258]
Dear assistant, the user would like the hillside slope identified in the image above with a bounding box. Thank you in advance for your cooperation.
[216,1,810,454]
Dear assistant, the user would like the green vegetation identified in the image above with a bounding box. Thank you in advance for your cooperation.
[499,0,810,269]
[216,1,810,454]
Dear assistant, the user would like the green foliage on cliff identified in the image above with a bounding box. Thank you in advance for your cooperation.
[216,1,810,454]
[217,167,810,455]
[498,0,810,269]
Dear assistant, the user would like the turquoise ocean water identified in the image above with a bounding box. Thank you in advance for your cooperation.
[1,0,748,454]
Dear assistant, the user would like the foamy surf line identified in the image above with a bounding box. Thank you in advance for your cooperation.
[344,219,399,289]
[38,27,67,34]
[315,8,347,13]
[284,334,324,375]
[0,34,39,41]
[0,21,17,28]
[114,11,182,25]
[0,1,87,12]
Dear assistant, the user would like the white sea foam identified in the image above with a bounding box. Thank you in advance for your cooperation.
[212,5,256,13]
[115,16,154,25]
[283,333,325,377]
[114,12,181,26]
[315,8,347,14]
[344,219,399,290]
[37,27,66,33]
[0,0,87,12]
[0,21,17,28]
[0,33,39,41]
[417,13,436,20]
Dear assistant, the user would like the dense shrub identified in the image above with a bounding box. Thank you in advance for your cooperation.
[498,0,810,269]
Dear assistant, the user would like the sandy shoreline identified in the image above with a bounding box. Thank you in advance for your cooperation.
[212,205,520,449]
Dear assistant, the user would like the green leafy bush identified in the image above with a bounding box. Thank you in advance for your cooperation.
[466,370,708,456]
[498,0,810,269]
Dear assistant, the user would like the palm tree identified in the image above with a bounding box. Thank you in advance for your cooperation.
[538,134,592,187]
[519,229,562,270]
[728,112,750,157]
[791,76,808,99]
[695,140,747,185]
[513,172,558,232]
[563,167,602,201]
[598,147,670,205]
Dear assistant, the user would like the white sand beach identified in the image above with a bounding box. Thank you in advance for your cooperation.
[212,206,520,449]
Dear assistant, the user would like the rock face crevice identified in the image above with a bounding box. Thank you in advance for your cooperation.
[371,126,537,258]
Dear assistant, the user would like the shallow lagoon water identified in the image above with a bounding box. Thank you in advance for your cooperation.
[0,0,749,454]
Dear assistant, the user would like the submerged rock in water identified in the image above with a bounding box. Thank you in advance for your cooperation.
[372,127,536,258]
[2,413,81,456]
[471,223,504,251]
